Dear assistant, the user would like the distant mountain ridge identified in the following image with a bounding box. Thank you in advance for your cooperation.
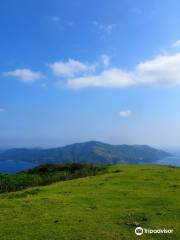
[0,141,171,165]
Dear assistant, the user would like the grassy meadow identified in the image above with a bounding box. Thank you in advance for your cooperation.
[0,164,179,240]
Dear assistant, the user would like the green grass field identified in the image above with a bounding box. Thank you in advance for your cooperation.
[0,164,179,240]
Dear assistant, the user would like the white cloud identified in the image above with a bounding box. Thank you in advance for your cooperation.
[49,59,96,77]
[0,108,5,113]
[101,54,110,67]
[64,68,135,90]
[4,69,44,83]
[172,40,180,48]
[60,52,180,89]
[135,52,180,85]
[119,110,132,118]
[93,21,116,34]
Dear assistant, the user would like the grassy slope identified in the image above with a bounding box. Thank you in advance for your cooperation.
[0,165,179,240]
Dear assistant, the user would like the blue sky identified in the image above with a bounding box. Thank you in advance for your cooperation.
[1,0,180,148]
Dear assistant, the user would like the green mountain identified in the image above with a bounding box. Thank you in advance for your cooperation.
[0,141,170,165]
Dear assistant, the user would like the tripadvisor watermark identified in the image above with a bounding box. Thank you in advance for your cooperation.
[135,227,174,236]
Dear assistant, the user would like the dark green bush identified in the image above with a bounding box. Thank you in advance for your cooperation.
[0,163,106,193]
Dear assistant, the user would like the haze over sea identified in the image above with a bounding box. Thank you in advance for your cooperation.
[155,148,180,167]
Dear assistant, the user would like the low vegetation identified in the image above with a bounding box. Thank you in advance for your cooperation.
[0,163,106,193]
[0,164,179,239]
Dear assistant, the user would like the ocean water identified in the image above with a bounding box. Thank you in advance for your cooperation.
[154,149,180,167]
[155,156,180,167]
[0,161,36,174]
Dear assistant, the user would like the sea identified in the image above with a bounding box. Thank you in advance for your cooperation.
[154,148,180,167]
[0,160,36,174]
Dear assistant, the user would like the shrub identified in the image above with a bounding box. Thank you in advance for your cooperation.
[0,163,107,193]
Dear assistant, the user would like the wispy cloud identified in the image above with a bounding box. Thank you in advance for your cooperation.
[0,108,6,113]
[100,54,110,67]
[50,16,74,27]
[119,110,132,118]
[171,40,180,48]
[66,21,74,27]
[51,16,60,22]
[49,59,96,77]
[4,69,44,83]
[131,8,142,15]
[93,21,116,35]
[60,52,180,90]
[41,83,47,88]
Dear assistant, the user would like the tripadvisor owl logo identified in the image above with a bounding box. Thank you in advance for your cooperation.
[135,227,143,236]
[135,226,174,235]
